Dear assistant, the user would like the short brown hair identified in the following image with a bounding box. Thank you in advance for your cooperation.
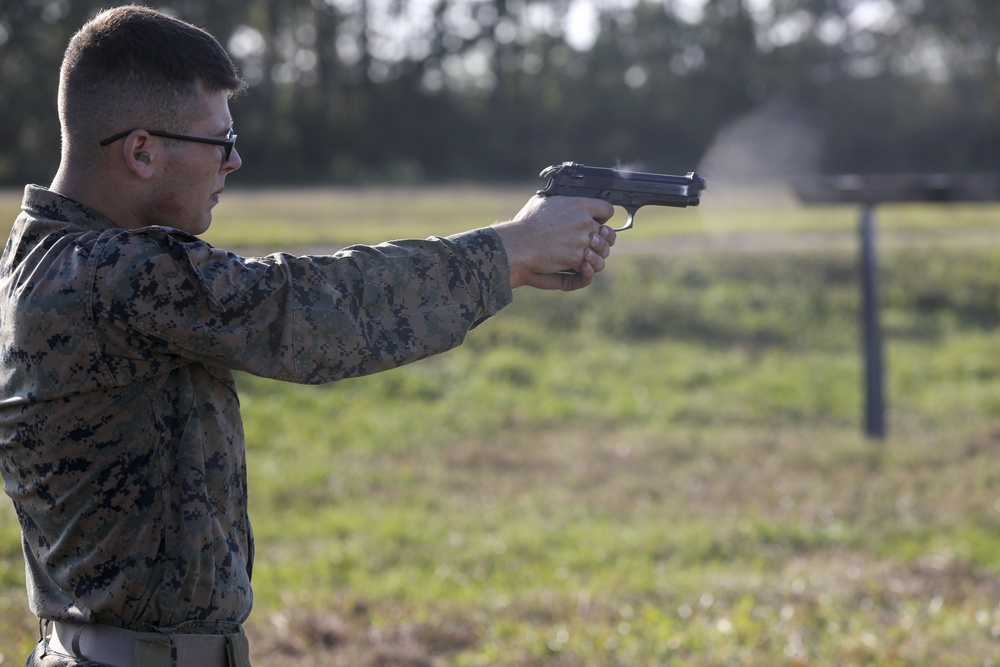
[59,5,246,164]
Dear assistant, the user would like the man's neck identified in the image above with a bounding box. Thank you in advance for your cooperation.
[50,165,142,230]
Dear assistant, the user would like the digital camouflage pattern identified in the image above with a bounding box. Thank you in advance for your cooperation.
[0,186,512,634]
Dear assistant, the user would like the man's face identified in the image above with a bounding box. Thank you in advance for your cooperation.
[144,87,241,235]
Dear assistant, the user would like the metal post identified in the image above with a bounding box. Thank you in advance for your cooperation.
[860,204,885,439]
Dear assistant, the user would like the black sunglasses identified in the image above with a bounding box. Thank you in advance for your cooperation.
[99,128,237,161]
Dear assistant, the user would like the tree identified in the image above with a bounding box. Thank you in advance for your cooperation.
[4,0,1000,185]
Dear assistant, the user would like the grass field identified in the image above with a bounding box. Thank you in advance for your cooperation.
[4,184,1000,665]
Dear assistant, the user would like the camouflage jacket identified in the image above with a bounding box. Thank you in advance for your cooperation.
[0,186,512,633]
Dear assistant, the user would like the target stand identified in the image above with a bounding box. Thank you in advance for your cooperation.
[794,174,1000,439]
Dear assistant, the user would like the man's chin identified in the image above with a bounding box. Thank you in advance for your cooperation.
[182,214,212,236]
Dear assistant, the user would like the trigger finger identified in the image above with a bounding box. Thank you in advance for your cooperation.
[588,199,615,224]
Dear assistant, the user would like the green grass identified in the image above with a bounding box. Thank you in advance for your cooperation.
[4,187,1000,664]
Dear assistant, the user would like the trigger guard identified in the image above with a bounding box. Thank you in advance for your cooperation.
[613,208,637,232]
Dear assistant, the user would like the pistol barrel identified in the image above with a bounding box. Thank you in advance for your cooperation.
[538,162,705,208]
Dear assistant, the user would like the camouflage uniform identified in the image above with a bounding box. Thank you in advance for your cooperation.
[0,186,512,660]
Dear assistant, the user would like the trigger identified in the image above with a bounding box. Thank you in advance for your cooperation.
[614,207,637,232]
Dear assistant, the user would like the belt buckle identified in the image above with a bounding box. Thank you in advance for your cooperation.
[226,632,251,667]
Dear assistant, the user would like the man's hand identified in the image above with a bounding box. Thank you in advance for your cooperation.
[492,195,617,291]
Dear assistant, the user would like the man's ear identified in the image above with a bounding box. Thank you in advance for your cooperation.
[122,131,155,178]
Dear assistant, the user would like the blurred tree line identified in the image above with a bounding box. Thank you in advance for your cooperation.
[2,0,1000,185]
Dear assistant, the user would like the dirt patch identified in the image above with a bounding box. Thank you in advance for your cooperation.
[247,606,478,667]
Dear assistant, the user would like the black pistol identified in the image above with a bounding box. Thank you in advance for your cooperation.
[537,162,706,231]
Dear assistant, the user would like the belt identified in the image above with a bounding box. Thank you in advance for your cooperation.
[46,621,251,667]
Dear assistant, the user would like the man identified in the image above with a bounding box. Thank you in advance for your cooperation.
[0,5,616,667]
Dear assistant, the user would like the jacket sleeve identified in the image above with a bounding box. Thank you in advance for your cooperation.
[92,227,513,384]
